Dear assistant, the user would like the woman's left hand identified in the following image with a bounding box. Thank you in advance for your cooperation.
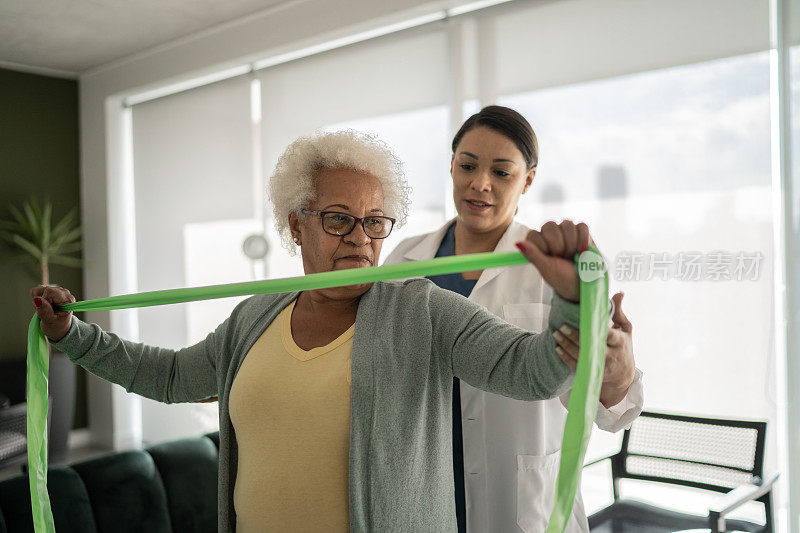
[552,292,636,408]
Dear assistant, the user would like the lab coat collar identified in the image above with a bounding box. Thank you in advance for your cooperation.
[403,218,531,291]
[403,218,456,261]
[472,220,530,292]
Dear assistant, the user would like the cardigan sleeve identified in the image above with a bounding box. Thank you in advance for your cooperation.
[52,313,231,404]
[429,285,580,401]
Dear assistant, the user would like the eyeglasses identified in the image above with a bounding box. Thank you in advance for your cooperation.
[301,209,396,239]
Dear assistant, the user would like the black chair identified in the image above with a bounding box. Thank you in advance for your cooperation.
[0,401,28,472]
[0,397,54,476]
[587,411,777,533]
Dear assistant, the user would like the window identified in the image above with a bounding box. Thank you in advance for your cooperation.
[131,76,256,441]
[326,105,451,258]
[499,54,773,520]
[258,28,451,272]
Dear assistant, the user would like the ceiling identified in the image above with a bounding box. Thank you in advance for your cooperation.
[0,0,290,76]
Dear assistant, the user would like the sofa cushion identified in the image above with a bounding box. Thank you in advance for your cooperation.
[147,437,218,533]
[72,450,171,533]
[0,467,97,532]
[204,431,219,450]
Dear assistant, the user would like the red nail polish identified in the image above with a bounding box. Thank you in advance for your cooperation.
[515,242,526,252]
[580,243,587,253]
[33,297,43,308]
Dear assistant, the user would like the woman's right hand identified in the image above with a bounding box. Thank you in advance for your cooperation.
[516,219,593,303]
[31,285,76,342]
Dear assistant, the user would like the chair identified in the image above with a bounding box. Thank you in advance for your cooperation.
[0,398,53,475]
[587,411,777,533]
[0,402,28,472]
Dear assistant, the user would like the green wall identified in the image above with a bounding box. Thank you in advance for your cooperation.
[0,67,86,428]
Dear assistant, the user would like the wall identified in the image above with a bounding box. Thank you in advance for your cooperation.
[0,67,87,428]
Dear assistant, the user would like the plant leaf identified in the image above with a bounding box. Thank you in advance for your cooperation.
[49,241,82,254]
[52,225,82,249]
[41,201,52,253]
[22,201,41,243]
[29,197,42,221]
[11,234,42,259]
[0,220,20,231]
[50,207,77,240]
[48,254,82,268]
[8,204,32,236]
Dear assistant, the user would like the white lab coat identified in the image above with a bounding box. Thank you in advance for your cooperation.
[384,219,644,533]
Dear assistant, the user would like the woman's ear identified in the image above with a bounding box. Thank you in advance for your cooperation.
[449,155,455,177]
[288,212,302,245]
[522,168,536,194]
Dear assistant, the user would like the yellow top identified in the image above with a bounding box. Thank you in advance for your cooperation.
[229,299,353,532]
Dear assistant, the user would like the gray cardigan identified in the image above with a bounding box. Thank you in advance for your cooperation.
[54,278,579,532]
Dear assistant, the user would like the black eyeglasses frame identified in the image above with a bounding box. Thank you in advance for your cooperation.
[301,209,396,239]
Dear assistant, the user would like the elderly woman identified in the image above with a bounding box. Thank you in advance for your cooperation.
[32,130,591,533]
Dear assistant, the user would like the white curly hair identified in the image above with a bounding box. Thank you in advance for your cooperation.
[268,130,411,254]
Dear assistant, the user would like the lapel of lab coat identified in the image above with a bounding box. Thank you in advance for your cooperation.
[402,218,530,290]
[402,218,455,261]
[471,221,531,294]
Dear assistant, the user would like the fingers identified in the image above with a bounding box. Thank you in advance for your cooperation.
[33,293,54,322]
[556,322,624,350]
[576,222,591,252]
[518,220,590,304]
[43,286,74,312]
[516,237,581,302]
[30,285,46,298]
[525,229,551,255]
[555,345,577,370]
[553,324,579,370]
[560,220,577,258]
[537,220,592,259]
[515,235,551,273]
[31,285,75,342]
[611,292,632,333]
[606,327,625,347]
[556,322,624,367]
[31,285,74,321]
[541,221,565,258]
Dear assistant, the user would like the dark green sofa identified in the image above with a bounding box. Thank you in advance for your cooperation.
[0,432,220,533]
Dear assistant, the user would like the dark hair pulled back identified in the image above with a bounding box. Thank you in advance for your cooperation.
[451,105,538,170]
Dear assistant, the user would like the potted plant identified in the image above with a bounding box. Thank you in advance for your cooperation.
[0,197,82,462]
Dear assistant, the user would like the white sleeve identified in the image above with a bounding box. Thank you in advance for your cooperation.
[558,367,644,433]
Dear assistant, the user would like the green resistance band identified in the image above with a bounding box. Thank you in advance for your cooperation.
[27,316,54,533]
[26,249,606,533]
[547,246,609,532]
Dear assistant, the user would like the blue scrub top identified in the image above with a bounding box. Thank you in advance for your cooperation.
[427,222,478,298]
